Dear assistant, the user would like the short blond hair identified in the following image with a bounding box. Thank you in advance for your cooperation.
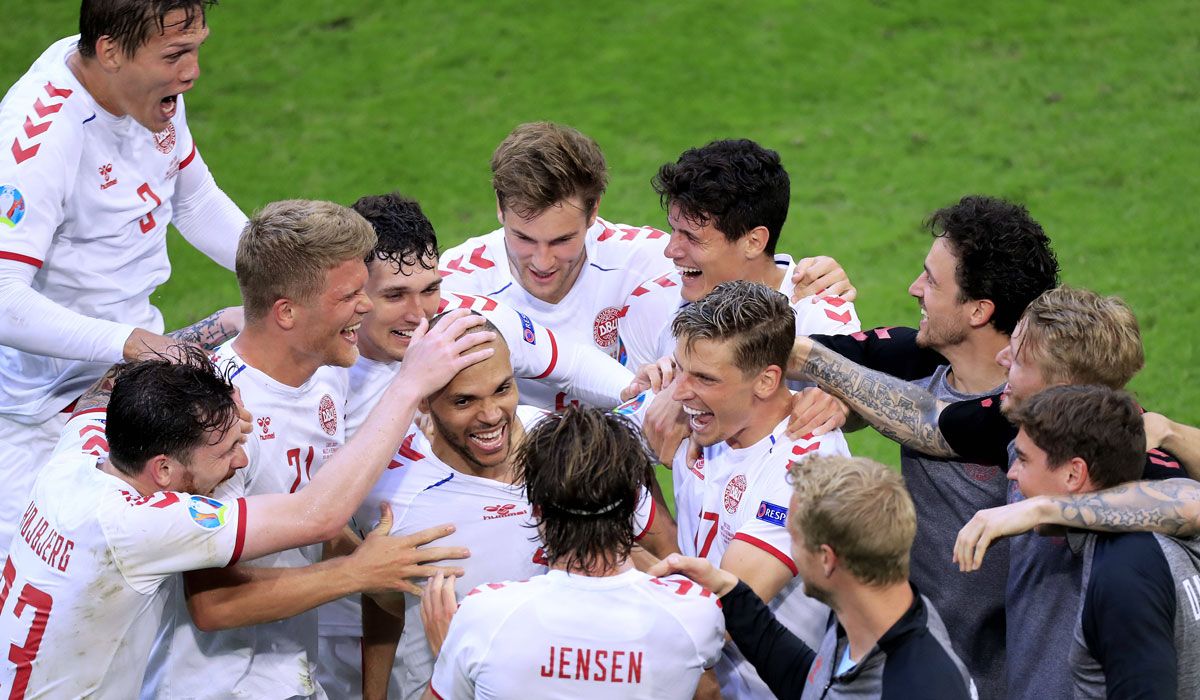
[1019,287,1144,389]
[789,456,916,586]
[236,200,377,323]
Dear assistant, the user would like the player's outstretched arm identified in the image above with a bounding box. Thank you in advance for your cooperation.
[239,310,495,559]
[184,506,467,631]
[786,336,957,458]
[954,478,1200,572]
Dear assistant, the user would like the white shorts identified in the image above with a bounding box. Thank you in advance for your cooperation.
[0,411,68,561]
[316,634,363,700]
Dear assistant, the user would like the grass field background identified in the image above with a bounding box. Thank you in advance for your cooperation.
[7,1,1198,466]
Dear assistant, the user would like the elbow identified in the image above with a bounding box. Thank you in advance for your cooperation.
[187,598,234,633]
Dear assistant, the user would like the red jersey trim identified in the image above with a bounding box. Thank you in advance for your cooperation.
[429,683,445,700]
[179,143,197,169]
[634,498,657,542]
[228,498,248,566]
[71,406,106,418]
[0,251,43,269]
[733,532,797,576]
[530,328,559,380]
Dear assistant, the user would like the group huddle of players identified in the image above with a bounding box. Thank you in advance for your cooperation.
[2,2,1199,699]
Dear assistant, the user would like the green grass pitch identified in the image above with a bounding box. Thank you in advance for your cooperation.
[6,0,1198,468]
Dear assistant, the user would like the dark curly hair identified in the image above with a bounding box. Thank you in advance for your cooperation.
[516,406,654,573]
[107,346,239,476]
[652,139,790,254]
[79,0,215,58]
[352,192,439,274]
[926,195,1060,335]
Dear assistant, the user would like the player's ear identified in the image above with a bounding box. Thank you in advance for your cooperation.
[969,299,996,330]
[145,454,174,490]
[94,35,123,72]
[495,195,505,225]
[820,543,837,578]
[739,226,771,259]
[273,298,296,331]
[754,365,783,398]
[585,197,601,228]
[1064,456,1090,493]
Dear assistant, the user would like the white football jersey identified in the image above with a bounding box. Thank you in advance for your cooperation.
[355,407,658,700]
[0,411,247,699]
[0,36,210,422]
[142,338,348,700]
[618,254,862,371]
[429,569,725,700]
[616,390,851,699]
[439,217,671,410]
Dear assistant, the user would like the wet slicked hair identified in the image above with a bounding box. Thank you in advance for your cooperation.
[671,280,795,375]
[352,192,439,274]
[79,0,215,58]
[107,345,238,475]
[517,406,653,573]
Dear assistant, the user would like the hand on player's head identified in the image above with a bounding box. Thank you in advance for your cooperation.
[395,310,497,397]
[785,387,849,439]
[790,255,856,303]
[647,554,739,597]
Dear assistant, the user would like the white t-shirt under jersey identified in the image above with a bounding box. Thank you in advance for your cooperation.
[354,407,658,700]
[142,338,348,700]
[0,36,234,422]
[617,254,862,371]
[0,411,247,699]
[439,217,671,410]
[429,568,725,700]
[616,390,852,699]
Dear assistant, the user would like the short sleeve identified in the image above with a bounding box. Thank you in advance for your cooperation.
[102,492,248,592]
[937,395,1014,467]
[428,594,490,699]
[52,411,110,460]
[792,294,861,336]
[632,486,656,541]
[618,272,682,371]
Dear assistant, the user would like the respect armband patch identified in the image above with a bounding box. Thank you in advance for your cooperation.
[756,500,788,528]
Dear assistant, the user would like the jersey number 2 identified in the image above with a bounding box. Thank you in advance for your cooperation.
[0,558,53,699]
[137,183,162,234]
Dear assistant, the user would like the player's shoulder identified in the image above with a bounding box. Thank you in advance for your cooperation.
[792,292,859,330]
[638,574,724,626]
[588,217,671,265]
[624,270,684,310]
[3,67,89,174]
[460,577,544,614]
[439,228,509,290]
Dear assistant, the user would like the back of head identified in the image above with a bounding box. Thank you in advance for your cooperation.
[491,122,608,219]
[79,0,215,58]
[790,456,916,586]
[106,346,237,475]
[516,406,653,572]
[236,199,377,323]
[352,192,439,274]
[652,139,790,253]
[925,195,1060,335]
[671,280,794,375]
[1020,287,1144,388]
[1010,384,1146,490]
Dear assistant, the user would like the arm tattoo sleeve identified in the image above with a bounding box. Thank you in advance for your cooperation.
[1048,479,1200,537]
[168,307,240,351]
[72,365,119,415]
[802,342,957,457]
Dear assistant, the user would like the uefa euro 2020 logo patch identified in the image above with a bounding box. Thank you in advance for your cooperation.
[0,186,26,228]
[188,495,229,529]
[614,392,647,416]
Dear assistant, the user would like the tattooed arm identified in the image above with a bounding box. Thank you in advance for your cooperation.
[786,336,957,457]
[71,307,244,415]
[954,478,1200,571]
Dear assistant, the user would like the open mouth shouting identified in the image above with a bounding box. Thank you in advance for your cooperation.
[160,94,179,121]
[469,422,509,455]
[340,322,361,344]
[681,403,714,432]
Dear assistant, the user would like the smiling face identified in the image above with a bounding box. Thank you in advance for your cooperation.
[500,196,593,304]
[664,204,758,302]
[670,336,766,448]
[359,256,442,362]
[292,258,373,369]
[996,319,1050,414]
[172,418,249,496]
[908,238,974,351]
[426,341,519,476]
[104,8,209,132]
[1006,427,1072,499]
